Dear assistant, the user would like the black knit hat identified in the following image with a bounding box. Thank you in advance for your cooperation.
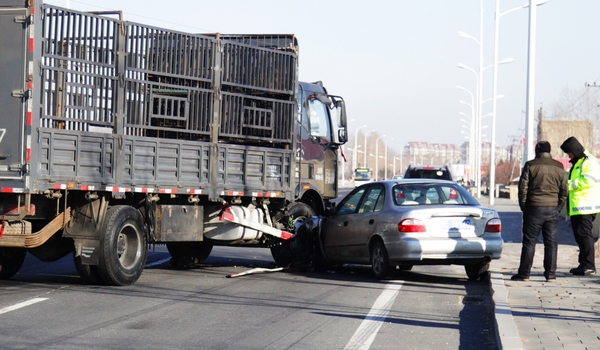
[560,136,585,158]
[535,141,551,154]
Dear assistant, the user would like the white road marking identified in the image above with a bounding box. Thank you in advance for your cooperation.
[145,257,171,268]
[344,281,404,350]
[0,297,48,315]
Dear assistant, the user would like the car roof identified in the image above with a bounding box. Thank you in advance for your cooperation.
[356,179,456,187]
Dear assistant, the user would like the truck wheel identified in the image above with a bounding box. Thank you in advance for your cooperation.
[270,202,315,267]
[0,248,27,279]
[370,240,390,280]
[74,254,104,285]
[465,261,490,281]
[97,206,148,286]
[166,242,213,267]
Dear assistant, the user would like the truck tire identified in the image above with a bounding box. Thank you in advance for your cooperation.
[74,254,104,285]
[97,206,148,286]
[166,242,213,267]
[0,248,27,279]
[270,202,315,267]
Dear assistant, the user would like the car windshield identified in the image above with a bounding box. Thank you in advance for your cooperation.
[393,183,478,206]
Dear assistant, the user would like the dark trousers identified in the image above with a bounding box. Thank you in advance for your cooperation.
[518,206,559,279]
[570,214,597,270]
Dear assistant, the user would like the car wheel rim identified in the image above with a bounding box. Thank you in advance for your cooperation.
[372,248,383,274]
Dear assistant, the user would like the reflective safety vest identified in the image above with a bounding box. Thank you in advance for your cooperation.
[567,150,600,216]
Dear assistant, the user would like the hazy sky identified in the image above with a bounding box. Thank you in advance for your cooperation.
[45,0,600,155]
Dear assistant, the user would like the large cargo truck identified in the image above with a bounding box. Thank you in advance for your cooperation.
[0,1,347,285]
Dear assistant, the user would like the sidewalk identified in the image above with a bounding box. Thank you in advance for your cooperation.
[485,197,600,350]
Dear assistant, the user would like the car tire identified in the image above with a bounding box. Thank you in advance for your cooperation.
[465,261,490,281]
[370,240,390,279]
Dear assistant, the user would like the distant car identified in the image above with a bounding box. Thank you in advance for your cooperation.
[403,165,453,181]
[392,175,402,180]
[302,179,502,280]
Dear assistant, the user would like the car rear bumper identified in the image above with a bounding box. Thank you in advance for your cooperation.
[385,235,503,263]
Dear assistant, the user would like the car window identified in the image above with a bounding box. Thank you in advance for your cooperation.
[404,167,452,181]
[393,183,478,206]
[358,185,385,213]
[336,188,366,215]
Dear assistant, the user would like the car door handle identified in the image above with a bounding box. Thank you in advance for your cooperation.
[343,221,348,226]
[369,219,374,225]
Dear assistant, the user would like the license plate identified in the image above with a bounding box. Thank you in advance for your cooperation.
[440,219,475,232]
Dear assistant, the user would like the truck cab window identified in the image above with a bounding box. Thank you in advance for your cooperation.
[308,97,331,142]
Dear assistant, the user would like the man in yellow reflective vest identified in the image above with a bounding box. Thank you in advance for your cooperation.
[560,136,600,276]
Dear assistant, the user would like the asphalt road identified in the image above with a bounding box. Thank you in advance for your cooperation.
[1,244,497,350]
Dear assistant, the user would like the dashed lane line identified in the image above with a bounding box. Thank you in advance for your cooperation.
[0,297,48,315]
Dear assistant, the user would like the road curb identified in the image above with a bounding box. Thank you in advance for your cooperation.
[490,272,522,350]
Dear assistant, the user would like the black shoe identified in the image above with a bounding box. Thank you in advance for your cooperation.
[545,277,556,282]
[569,266,582,273]
[511,274,529,281]
[572,268,596,276]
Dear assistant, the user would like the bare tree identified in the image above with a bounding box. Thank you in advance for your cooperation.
[549,85,600,145]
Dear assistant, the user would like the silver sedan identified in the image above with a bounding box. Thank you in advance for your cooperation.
[308,179,503,280]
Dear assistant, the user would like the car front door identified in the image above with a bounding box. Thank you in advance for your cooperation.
[322,184,386,263]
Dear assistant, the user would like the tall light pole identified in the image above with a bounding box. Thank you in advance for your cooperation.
[457,85,475,183]
[457,0,483,196]
[489,0,541,205]
[524,0,549,165]
[375,135,386,181]
[457,62,480,195]
[384,137,394,179]
[363,129,375,168]
[353,125,367,171]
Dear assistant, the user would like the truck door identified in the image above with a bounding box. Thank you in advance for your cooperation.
[0,8,27,180]
[298,94,337,199]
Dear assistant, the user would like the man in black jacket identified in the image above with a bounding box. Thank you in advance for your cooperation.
[512,141,568,282]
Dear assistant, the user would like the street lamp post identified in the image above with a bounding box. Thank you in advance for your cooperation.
[524,0,549,165]
[375,135,386,181]
[489,0,540,205]
[457,85,475,183]
[363,129,375,169]
[384,137,394,180]
[353,125,367,171]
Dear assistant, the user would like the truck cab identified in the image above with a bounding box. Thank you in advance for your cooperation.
[296,81,347,209]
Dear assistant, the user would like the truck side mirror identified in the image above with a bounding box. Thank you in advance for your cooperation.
[331,98,348,145]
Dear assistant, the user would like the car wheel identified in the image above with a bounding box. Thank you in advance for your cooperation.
[465,261,490,281]
[97,206,148,286]
[270,202,315,266]
[370,240,390,279]
[0,247,26,279]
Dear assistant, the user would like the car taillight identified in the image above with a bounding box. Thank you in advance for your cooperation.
[485,218,501,232]
[398,218,426,232]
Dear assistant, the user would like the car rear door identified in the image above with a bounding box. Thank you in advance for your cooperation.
[0,7,27,180]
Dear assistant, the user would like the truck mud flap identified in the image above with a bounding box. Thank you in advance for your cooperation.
[0,208,71,248]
